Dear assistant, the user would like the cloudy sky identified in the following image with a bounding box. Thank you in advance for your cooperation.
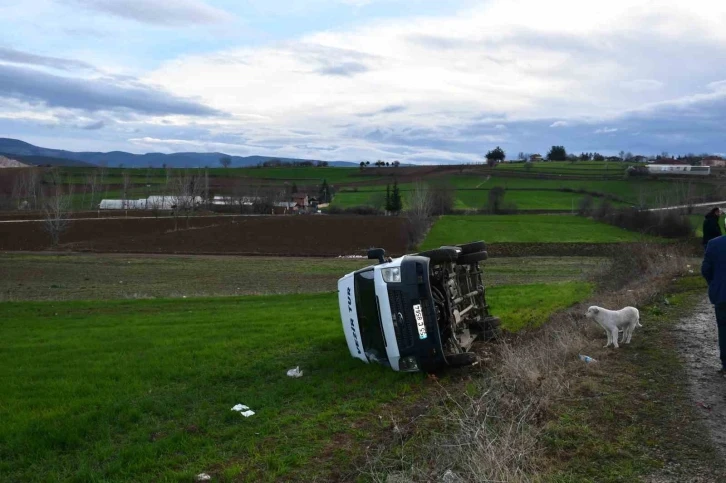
[1,0,726,163]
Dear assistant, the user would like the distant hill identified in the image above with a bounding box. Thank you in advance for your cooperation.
[0,151,95,168]
[0,138,358,168]
[0,155,28,168]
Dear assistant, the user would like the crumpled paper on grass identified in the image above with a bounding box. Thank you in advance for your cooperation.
[231,404,255,417]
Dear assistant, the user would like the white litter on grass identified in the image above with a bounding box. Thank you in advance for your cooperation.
[231,404,255,417]
[196,473,211,481]
[286,366,303,378]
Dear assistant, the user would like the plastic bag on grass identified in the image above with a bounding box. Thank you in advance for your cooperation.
[286,366,303,378]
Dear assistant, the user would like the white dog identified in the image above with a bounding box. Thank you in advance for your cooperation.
[585,306,642,348]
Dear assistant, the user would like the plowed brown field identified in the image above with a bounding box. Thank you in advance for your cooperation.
[0,215,409,256]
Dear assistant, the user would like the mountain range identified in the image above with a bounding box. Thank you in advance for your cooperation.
[0,138,357,168]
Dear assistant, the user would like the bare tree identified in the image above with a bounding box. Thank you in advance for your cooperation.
[170,169,204,229]
[252,185,285,214]
[11,173,24,210]
[13,169,41,210]
[42,174,72,247]
[430,180,455,215]
[121,170,133,216]
[85,170,100,210]
[203,169,210,207]
[405,182,433,245]
[143,168,153,201]
[97,163,108,201]
[231,179,253,213]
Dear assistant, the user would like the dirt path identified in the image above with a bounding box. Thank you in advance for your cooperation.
[675,296,726,457]
[474,175,491,188]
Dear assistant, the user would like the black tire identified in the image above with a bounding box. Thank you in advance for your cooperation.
[446,352,479,367]
[457,251,488,264]
[456,241,486,254]
[416,248,459,264]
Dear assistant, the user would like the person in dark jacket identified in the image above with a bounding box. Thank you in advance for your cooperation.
[703,207,723,247]
[702,234,726,373]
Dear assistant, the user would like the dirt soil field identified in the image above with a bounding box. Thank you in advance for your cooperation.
[0,253,606,301]
[0,215,410,256]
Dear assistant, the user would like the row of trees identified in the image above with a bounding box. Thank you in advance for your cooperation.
[359,160,401,169]
[219,156,331,169]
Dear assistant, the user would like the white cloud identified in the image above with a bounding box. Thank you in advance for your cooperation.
[707,80,726,92]
[7,0,726,160]
[594,127,619,134]
[68,0,234,26]
[620,79,664,92]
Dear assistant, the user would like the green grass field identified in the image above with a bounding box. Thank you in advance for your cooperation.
[420,215,654,249]
[0,283,589,481]
[488,282,593,332]
[453,189,597,210]
[330,177,712,211]
[61,166,377,185]
[55,165,717,212]
[331,187,597,211]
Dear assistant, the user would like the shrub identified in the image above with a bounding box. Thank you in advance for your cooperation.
[590,202,693,239]
[577,195,595,215]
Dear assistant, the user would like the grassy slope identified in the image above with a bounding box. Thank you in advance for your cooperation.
[331,176,710,209]
[331,187,601,211]
[490,283,593,332]
[454,189,596,210]
[0,294,415,482]
[543,277,725,481]
[1,284,590,481]
[420,215,654,249]
[0,254,606,302]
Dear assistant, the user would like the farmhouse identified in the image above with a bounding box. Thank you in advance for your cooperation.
[702,156,726,167]
[273,201,298,214]
[292,193,309,207]
[652,158,686,165]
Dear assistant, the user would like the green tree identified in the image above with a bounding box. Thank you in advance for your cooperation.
[593,153,605,161]
[319,179,330,203]
[390,181,403,213]
[485,146,506,167]
[487,187,506,213]
[547,146,567,161]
